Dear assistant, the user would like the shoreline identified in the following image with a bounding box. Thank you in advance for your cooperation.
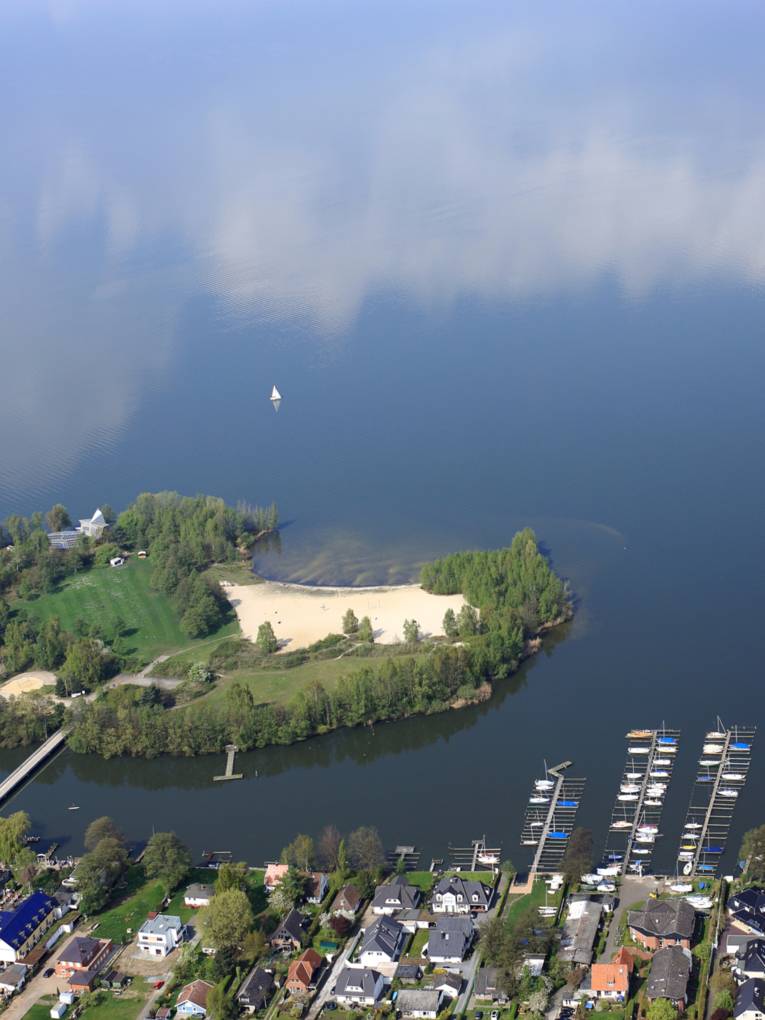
[221,577,467,651]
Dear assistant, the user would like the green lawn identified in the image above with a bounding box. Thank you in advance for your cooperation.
[90,866,165,943]
[504,879,548,930]
[79,980,150,1020]
[20,560,237,665]
[405,871,437,893]
[408,928,430,958]
[21,999,56,1020]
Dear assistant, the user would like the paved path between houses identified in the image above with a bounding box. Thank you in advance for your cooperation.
[455,874,509,1015]
[598,876,660,962]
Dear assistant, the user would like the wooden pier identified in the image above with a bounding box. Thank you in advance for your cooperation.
[0,728,69,806]
[604,727,680,877]
[449,835,501,872]
[520,760,586,877]
[677,721,755,877]
[213,744,243,782]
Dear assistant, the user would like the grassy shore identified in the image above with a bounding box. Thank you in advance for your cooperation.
[20,560,237,665]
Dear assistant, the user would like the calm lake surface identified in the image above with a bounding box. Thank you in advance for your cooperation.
[2,1,765,872]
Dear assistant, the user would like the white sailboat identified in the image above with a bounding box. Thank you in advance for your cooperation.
[271,385,282,401]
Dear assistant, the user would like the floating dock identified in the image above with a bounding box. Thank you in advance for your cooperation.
[520,760,586,876]
[603,727,680,877]
[676,721,755,877]
[448,835,501,872]
[213,744,243,782]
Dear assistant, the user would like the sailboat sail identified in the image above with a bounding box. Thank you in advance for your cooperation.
[270,385,282,401]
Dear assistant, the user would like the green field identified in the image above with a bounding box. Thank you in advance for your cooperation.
[21,999,56,1020]
[91,866,165,943]
[405,871,437,893]
[78,980,150,1020]
[21,560,237,665]
[503,879,549,929]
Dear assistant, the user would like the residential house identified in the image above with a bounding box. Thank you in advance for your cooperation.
[737,941,765,981]
[372,883,421,915]
[736,980,765,1020]
[238,966,275,1014]
[646,946,692,1008]
[358,916,406,968]
[53,886,79,916]
[724,929,755,959]
[265,863,289,892]
[432,876,493,914]
[730,891,765,939]
[307,873,330,905]
[48,509,109,550]
[136,914,184,958]
[0,963,27,997]
[425,916,475,964]
[55,936,112,978]
[331,885,362,918]
[427,973,462,999]
[522,954,547,978]
[0,890,58,965]
[177,979,215,1017]
[475,966,509,1004]
[286,949,322,995]
[590,962,631,1002]
[334,966,386,1006]
[559,900,602,966]
[184,884,215,908]
[68,970,100,994]
[628,899,696,951]
[397,989,443,1019]
[269,909,309,952]
[396,964,423,983]
[79,509,108,539]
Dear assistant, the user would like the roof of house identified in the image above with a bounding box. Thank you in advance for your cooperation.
[612,947,636,971]
[360,916,404,958]
[57,936,106,967]
[629,898,696,940]
[178,979,215,1009]
[397,989,442,1013]
[0,891,57,951]
[0,963,27,988]
[591,962,630,994]
[307,873,328,899]
[560,901,602,964]
[272,908,308,943]
[139,913,182,937]
[185,883,214,898]
[433,876,493,908]
[238,967,274,1008]
[332,885,362,912]
[429,973,462,993]
[646,946,692,1001]
[729,889,765,917]
[475,967,500,996]
[741,940,765,975]
[427,916,474,959]
[265,863,289,886]
[396,964,422,981]
[372,882,420,910]
[736,979,765,1018]
[68,968,99,987]
[335,966,383,998]
[288,948,322,986]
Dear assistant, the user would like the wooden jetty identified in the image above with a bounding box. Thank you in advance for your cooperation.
[213,744,243,782]
[449,835,501,872]
[604,726,681,877]
[520,760,586,877]
[0,728,69,806]
[677,721,755,877]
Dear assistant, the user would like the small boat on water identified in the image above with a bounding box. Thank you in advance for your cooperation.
[638,824,659,834]
[270,385,282,401]
[606,852,624,861]
[699,759,719,766]
[598,881,616,892]
[703,743,724,754]
[697,776,714,783]
[621,784,640,793]
[653,758,671,766]
[535,779,555,791]
[678,852,694,862]
[68,804,80,811]
[627,729,654,738]
[529,795,550,804]
[478,852,500,865]
[582,874,601,884]
[558,800,578,808]
[611,821,631,830]
[645,799,663,806]
[657,736,677,744]
[719,789,739,798]
[685,822,702,829]
[530,821,544,827]
[636,834,656,844]
[618,794,639,801]
[633,848,651,855]
[681,844,697,851]
[625,772,643,780]
[597,865,620,876]
[731,742,751,750]
[687,895,714,909]
[707,730,726,739]
[522,839,538,846]
[682,833,699,841]
[704,846,724,854]
[548,832,569,840]
[698,864,716,872]
[722,772,745,781]
[682,862,694,874]
[628,746,651,754]
[650,770,669,778]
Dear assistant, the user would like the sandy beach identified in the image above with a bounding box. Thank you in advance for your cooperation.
[0,671,57,697]
[222,580,466,651]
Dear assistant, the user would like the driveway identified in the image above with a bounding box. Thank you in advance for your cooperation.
[599,876,660,961]
[306,930,363,1020]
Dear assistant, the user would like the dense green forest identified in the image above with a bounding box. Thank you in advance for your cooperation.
[67,529,571,758]
[0,492,277,699]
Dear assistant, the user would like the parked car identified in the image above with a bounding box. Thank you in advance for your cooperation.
[44,968,54,978]
[491,1012,500,1020]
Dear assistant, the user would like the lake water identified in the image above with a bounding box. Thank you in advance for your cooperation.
[2,1,765,872]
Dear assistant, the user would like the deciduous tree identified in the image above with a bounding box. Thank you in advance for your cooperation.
[317,825,342,871]
[256,621,278,654]
[402,619,420,644]
[358,617,374,643]
[342,609,359,635]
[202,888,254,952]
[347,826,385,871]
[84,816,125,852]
[281,833,315,871]
[142,831,192,893]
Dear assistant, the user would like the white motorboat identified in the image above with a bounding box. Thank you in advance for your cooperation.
[645,799,663,806]
[719,788,739,798]
[683,862,693,875]
[650,770,669,778]
[633,848,651,855]
[597,866,620,876]
[478,852,500,865]
[597,882,616,892]
[621,784,640,793]
[670,883,693,893]
[638,824,659,834]
[706,730,726,739]
[535,779,555,791]
[636,834,656,844]
[703,743,724,754]
[686,895,713,909]
[722,773,745,781]
[678,852,694,861]
[625,772,643,780]
[530,821,544,827]
[682,833,700,841]
[522,839,538,846]
[685,822,702,829]
[699,759,719,766]
[628,746,651,754]
[611,821,631,830]
[529,796,549,804]
[582,874,601,885]
[653,758,671,766]
[618,794,638,801]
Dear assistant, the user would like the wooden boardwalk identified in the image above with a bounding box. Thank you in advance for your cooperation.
[0,728,69,806]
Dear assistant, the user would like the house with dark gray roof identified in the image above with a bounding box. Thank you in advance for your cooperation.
[628,898,696,950]
[737,940,765,981]
[432,876,493,914]
[334,966,386,1005]
[426,973,462,999]
[735,978,765,1020]
[646,946,692,1007]
[425,916,475,964]
[372,883,421,915]
[359,916,405,967]
[730,890,765,939]
[238,967,275,1014]
[475,966,509,1003]
[269,909,309,951]
[0,963,27,996]
[397,989,442,1018]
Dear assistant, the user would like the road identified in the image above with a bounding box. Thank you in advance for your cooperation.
[599,876,660,962]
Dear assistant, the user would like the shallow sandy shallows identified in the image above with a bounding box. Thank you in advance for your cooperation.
[223,580,466,651]
[0,671,57,697]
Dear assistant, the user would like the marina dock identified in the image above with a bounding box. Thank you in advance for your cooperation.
[520,760,586,876]
[0,728,69,807]
[213,744,243,782]
[676,721,756,877]
[603,727,680,876]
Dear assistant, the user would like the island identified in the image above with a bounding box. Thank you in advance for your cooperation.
[0,492,571,757]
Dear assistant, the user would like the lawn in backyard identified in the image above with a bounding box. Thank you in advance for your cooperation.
[78,979,150,1020]
[91,866,165,943]
[20,560,236,665]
